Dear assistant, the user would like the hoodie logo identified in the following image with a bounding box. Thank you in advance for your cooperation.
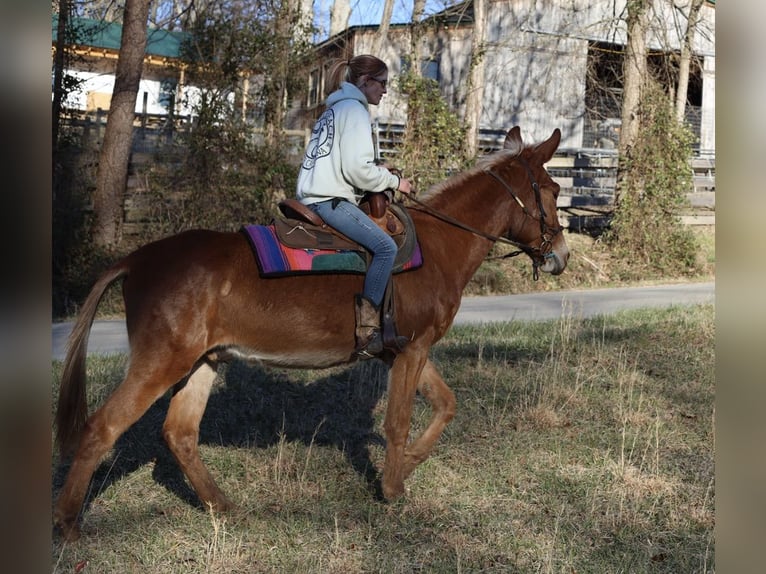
[302,109,335,170]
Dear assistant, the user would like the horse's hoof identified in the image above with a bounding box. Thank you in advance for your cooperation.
[204,496,235,514]
[381,482,406,501]
[53,507,82,541]
[55,520,81,542]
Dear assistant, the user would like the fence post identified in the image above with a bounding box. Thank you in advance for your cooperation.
[166,93,175,145]
[140,91,148,141]
[372,121,380,160]
[96,108,105,144]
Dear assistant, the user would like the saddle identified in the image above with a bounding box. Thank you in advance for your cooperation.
[275,193,417,272]
[273,192,417,358]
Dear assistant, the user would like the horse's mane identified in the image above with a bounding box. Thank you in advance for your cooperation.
[417,147,525,202]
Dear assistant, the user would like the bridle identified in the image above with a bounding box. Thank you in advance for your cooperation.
[404,157,563,280]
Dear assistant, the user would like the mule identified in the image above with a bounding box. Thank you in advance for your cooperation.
[54,126,569,540]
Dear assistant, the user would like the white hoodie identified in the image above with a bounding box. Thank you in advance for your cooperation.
[296,82,400,205]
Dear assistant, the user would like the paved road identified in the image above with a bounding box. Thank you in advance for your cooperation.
[454,281,715,324]
[52,281,714,361]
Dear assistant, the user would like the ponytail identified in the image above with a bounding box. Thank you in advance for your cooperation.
[326,54,388,94]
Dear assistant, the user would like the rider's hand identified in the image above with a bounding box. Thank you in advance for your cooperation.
[397,177,412,195]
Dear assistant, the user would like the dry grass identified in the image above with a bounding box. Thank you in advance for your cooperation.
[52,304,714,573]
[464,226,715,296]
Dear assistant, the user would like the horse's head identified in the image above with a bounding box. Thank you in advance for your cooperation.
[407,126,569,279]
[495,126,569,277]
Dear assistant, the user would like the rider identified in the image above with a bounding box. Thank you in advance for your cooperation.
[296,54,412,358]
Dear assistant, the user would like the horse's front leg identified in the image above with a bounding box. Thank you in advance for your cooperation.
[381,347,427,500]
[401,359,456,478]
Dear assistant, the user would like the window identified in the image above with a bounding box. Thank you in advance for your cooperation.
[584,41,703,147]
[308,68,320,107]
[421,59,439,82]
[399,56,441,83]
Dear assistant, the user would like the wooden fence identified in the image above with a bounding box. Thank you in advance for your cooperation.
[62,113,715,236]
[546,152,715,230]
[373,121,715,230]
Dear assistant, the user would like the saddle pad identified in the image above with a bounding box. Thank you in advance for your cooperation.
[242,224,423,277]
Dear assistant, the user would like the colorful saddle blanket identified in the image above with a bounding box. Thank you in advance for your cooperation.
[242,224,424,277]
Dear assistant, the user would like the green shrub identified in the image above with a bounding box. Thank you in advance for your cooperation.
[395,71,471,190]
[604,81,699,276]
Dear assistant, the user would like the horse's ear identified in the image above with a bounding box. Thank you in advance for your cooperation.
[503,126,523,154]
[533,128,561,163]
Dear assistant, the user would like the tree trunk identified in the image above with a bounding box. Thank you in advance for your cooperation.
[464,0,487,157]
[409,0,427,75]
[373,0,395,54]
[264,0,298,144]
[52,0,70,155]
[675,0,704,122]
[92,0,151,249]
[330,0,350,37]
[615,0,650,205]
[412,0,426,21]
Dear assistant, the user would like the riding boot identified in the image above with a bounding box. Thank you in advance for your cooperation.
[354,294,384,359]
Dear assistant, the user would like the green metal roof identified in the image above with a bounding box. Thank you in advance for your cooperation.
[52,15,187,59]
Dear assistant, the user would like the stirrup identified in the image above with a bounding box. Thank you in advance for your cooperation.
[383,332,410,354]
[355,330,383,359]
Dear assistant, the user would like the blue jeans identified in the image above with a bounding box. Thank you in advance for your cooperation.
[309,199,396,307]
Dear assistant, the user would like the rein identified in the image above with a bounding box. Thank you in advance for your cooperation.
[404,194,528,254]
[403,158,562,280]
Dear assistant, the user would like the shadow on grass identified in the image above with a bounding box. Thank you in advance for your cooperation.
[52,318,664,525]
[52,359,390,519]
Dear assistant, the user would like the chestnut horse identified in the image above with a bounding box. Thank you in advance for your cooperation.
[54,126,568,540]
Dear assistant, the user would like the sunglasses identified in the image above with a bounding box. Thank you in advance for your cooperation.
[369,77,388,89]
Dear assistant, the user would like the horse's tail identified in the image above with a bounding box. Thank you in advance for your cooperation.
[55,260,130,458]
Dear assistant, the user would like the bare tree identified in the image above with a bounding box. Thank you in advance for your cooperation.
[92,0,151,249]
[264,0,312,143]
[265,0,292,142]
[675,0,705,121]
[409,0,427,75]
[330,0,350,36]
[373,0,395,54]
[78,0,124,22]
[616,0,651,205]
[412,0,427,20]
[52,0,71,151]
[464,0,486,157]
[150,0,196,30]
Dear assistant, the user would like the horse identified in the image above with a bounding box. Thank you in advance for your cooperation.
[53,126,569,540]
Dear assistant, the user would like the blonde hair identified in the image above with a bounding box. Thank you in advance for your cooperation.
[326,54,388,93]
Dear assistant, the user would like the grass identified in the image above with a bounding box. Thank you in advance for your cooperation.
[463,226,715,296]
[52,304,714,573]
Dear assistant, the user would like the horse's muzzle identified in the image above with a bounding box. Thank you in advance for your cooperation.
[540,248,569,275]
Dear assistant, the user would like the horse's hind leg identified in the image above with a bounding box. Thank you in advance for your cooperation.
[401,359,456,478]
[162,361,232,512]
[54,364,187,541]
